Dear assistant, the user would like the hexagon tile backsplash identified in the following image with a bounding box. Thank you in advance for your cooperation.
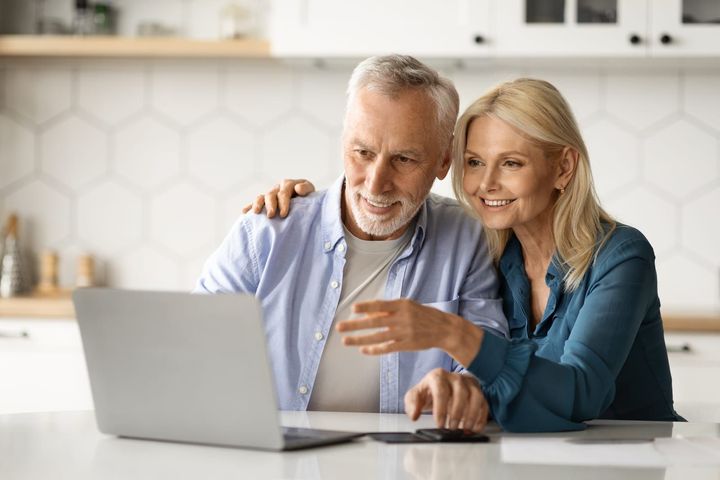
[0,60,719,310]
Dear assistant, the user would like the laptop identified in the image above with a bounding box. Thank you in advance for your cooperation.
[73,288,364,451]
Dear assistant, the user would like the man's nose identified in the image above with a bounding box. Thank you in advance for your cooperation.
[366,157,393,194]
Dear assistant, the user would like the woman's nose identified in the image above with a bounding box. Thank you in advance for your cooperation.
[480,168,499,193]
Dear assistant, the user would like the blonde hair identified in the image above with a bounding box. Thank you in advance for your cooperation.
[451,78,615,291]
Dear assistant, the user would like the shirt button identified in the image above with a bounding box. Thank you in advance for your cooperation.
[330,281,339,289]
[298,385,308,395]
[314,331,324,341]
[337,244,346,253]
[324,241,332,251]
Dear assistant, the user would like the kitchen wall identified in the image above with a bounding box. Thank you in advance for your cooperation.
[0,58,719,310]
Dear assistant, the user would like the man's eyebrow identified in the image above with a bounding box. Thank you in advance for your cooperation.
[349,139,373,150]
[394,148,423,158]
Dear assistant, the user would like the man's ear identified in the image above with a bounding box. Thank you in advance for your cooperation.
[436,140,453,181]
[556,147,578,189]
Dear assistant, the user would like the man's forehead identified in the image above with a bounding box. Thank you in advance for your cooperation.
[346,90,436,127]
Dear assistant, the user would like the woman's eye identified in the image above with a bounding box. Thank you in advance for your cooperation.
[467,158,481,167]
[504,160,521,167]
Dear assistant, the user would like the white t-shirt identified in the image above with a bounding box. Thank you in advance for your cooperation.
[308,225,413,412]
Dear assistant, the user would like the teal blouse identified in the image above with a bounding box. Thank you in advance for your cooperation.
[468,224,682,432]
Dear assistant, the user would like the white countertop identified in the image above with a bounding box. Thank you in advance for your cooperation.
[2,410,720,480]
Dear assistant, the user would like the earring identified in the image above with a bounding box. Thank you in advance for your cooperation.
[559,186,566,195]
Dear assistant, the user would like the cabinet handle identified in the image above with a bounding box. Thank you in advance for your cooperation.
[660,33,673,45]
[0,329,30,339]
[629,33,642,45]
[666,343,692,353]
[473,34,485,45]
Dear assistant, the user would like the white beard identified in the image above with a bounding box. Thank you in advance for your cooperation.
[346,187,424,238]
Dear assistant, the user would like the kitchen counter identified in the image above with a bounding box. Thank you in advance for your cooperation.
[2,410,720,479]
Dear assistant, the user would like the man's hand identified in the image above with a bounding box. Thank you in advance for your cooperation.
[336,299,483,366]
[405,369,489,433]
[241,179,316,218]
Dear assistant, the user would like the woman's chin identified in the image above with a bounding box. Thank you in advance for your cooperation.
[476,214,513,231]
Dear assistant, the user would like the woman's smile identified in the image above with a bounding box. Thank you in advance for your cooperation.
[481,198,516,208]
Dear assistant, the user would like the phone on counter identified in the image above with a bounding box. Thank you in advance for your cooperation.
[368,428,489,444]
[416,428,490,443]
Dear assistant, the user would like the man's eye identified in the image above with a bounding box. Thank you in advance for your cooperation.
[397,156,414,163]
[504,160,521,167]
[356,149,370,157]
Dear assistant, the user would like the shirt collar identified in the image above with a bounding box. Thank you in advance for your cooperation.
[320,175,429,254]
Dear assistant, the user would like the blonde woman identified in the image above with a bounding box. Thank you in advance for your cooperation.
[246,79,682,432]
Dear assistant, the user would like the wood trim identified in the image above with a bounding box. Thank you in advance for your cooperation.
[0,290,74,318]
[663,314,720,333]
[0,35,270,58]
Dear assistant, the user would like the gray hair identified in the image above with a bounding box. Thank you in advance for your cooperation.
[345,54,459,148]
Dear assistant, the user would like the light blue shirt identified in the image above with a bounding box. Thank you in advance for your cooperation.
[195,176,507,413]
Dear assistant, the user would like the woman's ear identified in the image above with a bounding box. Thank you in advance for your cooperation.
[556,147,579,190]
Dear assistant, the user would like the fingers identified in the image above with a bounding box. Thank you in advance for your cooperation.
[409,370,488,433]
[277,180,297,218]
[264,185,280,218]
[251,194,265,214]
[461,378,483,432]
[341,329,395,347]
[404,384,432,421]
[352,299,405,315]
[241,203,253,214]
[472,398,490,433]
[473,398,489,432]
[427,370,450,428]
[336,313,392,332]
[295,180,316,196]
[446,375,469,430]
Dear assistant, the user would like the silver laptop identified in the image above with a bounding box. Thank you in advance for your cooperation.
[73,288,363,451]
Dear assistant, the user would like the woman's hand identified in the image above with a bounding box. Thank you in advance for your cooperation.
[241,179,316,218]
[405,369,489,432]
[336,299,484,366]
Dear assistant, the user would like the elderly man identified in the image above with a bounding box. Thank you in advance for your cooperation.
[195,55,506,426]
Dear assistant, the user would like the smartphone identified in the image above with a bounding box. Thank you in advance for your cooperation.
[367,432,433,443]
[415,428,490,443]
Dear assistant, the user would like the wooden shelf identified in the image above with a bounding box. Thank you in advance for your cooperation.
[0,290,74,318]
[0,35,270,58]
[663,313,720,333]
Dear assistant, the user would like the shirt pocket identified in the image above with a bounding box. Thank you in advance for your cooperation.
[421,296,460,315]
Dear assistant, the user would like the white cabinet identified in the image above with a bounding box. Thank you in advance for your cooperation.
[494,0,648,57]
[271,0,492,57]
[0,319,93,414]
[650,0,720,56]
[665,332,720,422]
[271,0,720,58]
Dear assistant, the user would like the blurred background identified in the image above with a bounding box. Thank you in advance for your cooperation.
[0,0,719,416]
